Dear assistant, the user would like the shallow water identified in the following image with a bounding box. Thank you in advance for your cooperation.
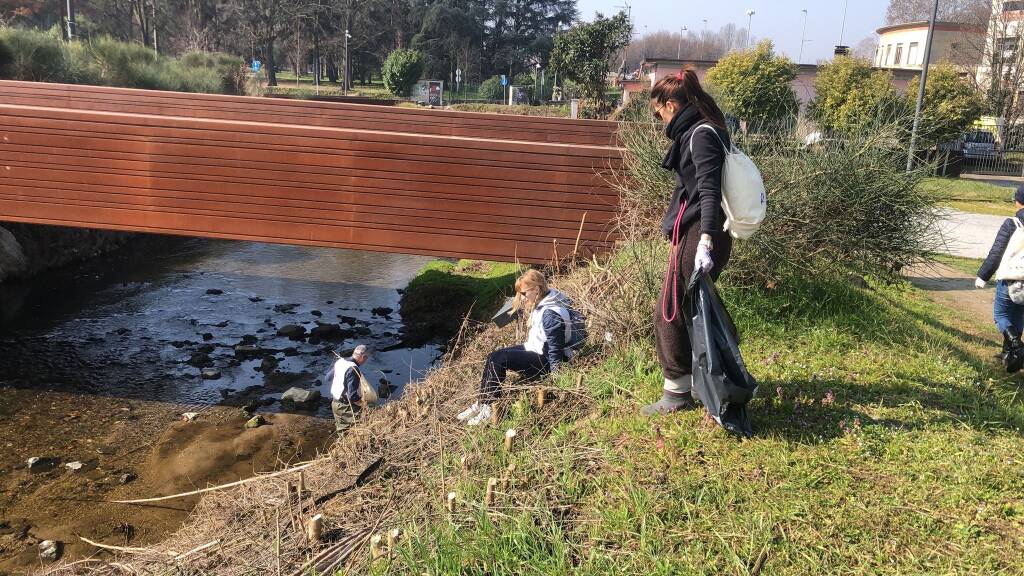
[0,236,442,414]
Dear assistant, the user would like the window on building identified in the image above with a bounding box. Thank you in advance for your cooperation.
[908,42,919,66]
[1004,1,1024,13]
[885,44,892,65]
[875,46,880,65]
[894,43,904,65]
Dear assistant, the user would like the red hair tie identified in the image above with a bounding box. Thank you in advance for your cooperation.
[676,71,684,80]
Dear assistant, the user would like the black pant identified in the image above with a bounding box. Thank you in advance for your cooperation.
[654,225,732,380]
[479,345,549,400]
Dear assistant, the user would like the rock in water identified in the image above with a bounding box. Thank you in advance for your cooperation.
[201,368,222,380]
[276,324,307,340]
[206,288,224,295]
[281,387,321,407]
[38,540,61,561]
[119,472,137,484]
[371,307,393,317]
[259,356,279,373]
[244,415,267,429]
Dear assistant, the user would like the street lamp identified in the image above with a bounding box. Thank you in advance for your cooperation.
[643,25,648,59]
[701,18,708,60]
[746,9,755,48]
[839,0,849,46]
[535,62,541,104]
[798,9,808,64]
[343,29,352,96]
[678,26,687,59]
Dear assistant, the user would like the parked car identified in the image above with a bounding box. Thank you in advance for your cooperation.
[963,130,999,160]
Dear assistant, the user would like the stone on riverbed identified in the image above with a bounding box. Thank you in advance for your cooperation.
[276,324,307,340]
[201,368,221,380]
[27,457,59,473]
[38,540,61,561]
[281,387,321,407]
[244,415,267,429]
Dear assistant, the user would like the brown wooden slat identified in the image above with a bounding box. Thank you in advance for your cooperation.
[0,82,624,263]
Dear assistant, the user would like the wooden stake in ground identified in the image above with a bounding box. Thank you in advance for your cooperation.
[447,491,457,513]
[387,528,401,550]
[504,429,517,451]
[298,470,306,493]
[370,534,383,559]
[485,477,499,506]
[305,514,323,543]
[535,387,546,408]
[460,454,469,471]
[490,404,500,425]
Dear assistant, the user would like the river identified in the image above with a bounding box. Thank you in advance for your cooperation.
[0,236,440,570]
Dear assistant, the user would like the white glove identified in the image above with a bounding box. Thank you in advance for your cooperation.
[975,277,987,289]
[694,238,714,274]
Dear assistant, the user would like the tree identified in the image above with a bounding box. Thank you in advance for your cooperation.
[808,56,908,134]
[885,0,990,25]
[485,0,576,79]
[549,11,631,115]
[907,63,984,148]
[411,1,483,81]
[704,40,798,128]
[233,0,311,86]
[381,47,424,96]
[620,22,748,72]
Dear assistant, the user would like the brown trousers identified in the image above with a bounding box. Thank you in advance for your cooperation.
[654,225,732,380]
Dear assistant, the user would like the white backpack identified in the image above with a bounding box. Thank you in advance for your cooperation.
[690,124,767,239]
[995,218,1024,283]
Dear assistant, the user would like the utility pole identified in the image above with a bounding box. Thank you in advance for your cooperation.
[678,26,686,59]
[798,9,808,64]
[643,25,648,59]
[907,0,939,172]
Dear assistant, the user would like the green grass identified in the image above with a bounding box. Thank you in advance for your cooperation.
[920,176,1017,216]
[375,275,1024,574]
[933,254,985,276]
[399,259,522,346]
[449,103,570,117]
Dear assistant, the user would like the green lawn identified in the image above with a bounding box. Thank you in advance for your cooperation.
[372,272,1024,574]
[920,176,1017,216]
[933,254,985,276]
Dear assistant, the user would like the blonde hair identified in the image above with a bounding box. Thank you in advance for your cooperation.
[511,269,549,314]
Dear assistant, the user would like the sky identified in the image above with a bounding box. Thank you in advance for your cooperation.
[575,0,893,64]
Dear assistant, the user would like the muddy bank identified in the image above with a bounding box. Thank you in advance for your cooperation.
[0,223,131,284]
[0,385,331,573]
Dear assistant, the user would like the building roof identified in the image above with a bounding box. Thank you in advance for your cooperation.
[875,20,985,36]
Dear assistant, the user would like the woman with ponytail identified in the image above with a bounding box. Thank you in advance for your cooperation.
[641,69,735,416]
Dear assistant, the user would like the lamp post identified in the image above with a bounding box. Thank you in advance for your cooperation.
[839,0,849,46]
[701,18,708,60]
[678,26,687,59]
[643,25,648,59]
[535,62,541,104]
[798,9,808,64]
[746,10,755,48]
[907,0,939,171]
[343,28,352,95]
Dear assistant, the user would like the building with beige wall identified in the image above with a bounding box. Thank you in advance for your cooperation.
[874,21,984,71]
[623,58,918,113]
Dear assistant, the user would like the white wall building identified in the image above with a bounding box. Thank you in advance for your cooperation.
[874,21,984,71]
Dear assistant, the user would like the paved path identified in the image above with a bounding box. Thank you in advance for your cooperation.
[937,209,1007,259]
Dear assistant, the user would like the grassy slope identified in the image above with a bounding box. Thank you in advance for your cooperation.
[376,275,1024,575]
[921,177,1016,216]
[399,260,521,345]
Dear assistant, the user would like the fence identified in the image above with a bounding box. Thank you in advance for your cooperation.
[961,125,1024,177]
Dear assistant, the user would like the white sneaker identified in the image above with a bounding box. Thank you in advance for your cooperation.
[467,403,492,426]
[457,402,482,421]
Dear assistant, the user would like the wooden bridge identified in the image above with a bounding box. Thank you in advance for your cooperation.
[0,81,622,263]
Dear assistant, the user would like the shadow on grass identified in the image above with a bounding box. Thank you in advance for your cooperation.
[720,277,1024,442]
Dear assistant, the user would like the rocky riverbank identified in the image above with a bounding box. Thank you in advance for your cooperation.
[0,223,131,284]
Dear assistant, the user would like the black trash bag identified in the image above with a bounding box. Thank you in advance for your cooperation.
[686,271,759,437]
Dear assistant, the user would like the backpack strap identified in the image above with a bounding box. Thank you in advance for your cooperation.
[689,123,730,154]
[540,304,572,344]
